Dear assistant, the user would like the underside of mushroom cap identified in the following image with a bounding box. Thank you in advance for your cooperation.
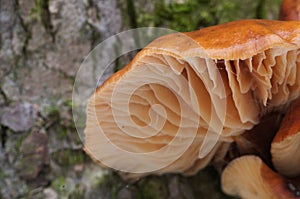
[85,19,300,178]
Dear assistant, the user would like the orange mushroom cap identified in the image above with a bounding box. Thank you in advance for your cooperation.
[85,19,300,178]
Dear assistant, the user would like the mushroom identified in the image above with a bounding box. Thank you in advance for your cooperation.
[271,97,300,177]
[280,0,300,21]
[84,19,300,178]
[233,110,284,166]
[221,155,300,199]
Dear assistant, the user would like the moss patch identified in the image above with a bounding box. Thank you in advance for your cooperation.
[68,183,86,199]
[51,149,86,166]
[51,176,67,195]
[137,176,168,199]
[31,0,54,39]
[132,0,282,31]
[188,166,236,198]
[89,172,124,199]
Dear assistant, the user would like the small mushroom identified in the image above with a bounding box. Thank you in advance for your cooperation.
[221,155,300,199]
[85,19,300,178]
[280,0,300,21]
[271,97,300,177]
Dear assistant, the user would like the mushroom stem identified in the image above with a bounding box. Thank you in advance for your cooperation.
[221,155,300,199]
[271,97,300,177]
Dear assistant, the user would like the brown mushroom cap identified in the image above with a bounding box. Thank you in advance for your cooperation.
[280,0,300,21]
[85,19,300,178]
[221,155,300,199]
[271,97,300,177]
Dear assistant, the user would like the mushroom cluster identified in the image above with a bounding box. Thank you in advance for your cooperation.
[220,2,300,198]
[84,18,300,185]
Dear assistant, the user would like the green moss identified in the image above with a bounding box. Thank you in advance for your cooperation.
[17,159,37,177]
[134,0,282,31]
[6,131,29,153]
[42,104,60,118]
[52,176,67,194]
[63,99,73,108]
[30,0,54,40]
[89,172,124,199]
[0,169,4,180]
[69,184,86,199]
[31,0,44,19]
[147,0,210,31]
[59,127,68,139]
[188,166,236,198]
[15,135,24,151]
[51,149,85,166]
[51,178,87,199]
[137,176,168,199]
[0,168,8,180]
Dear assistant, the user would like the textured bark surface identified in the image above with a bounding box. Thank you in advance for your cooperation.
[0,0,281,198]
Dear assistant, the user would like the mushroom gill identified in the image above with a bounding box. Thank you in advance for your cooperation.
[84,19,300,178]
